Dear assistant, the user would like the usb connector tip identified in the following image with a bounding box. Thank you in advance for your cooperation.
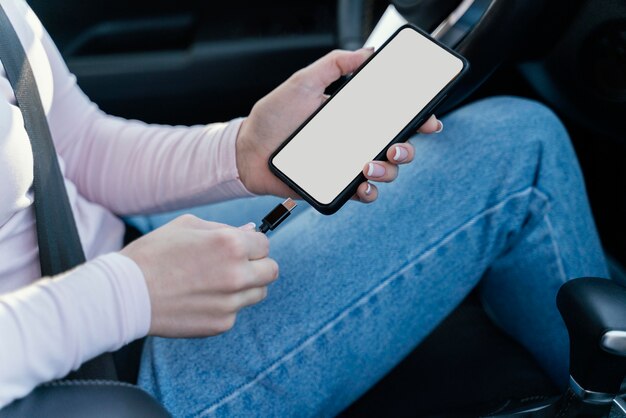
[282,198,297,211]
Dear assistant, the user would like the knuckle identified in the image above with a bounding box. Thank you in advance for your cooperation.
[212,229,231,244]
[258,234,271,257]
[212,229,231,245]
[200,322,216,336]
[222,292,243,312]
[269,259,280,280]
[225,269,247,292]
[224,314,237,331]
[291,69,306,83]
[230,241,247,259]
[381,166,396,182]
[175,213,198,225]
[215,231,246,258]
[328,49,342,59]
[215,315,237,333]
[390,167,399,181]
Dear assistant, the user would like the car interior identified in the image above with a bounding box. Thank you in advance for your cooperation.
[3,0,626,416]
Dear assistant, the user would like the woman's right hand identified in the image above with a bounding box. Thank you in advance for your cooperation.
[120,214,278,338]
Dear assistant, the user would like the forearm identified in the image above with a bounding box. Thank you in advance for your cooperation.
[59,107,254,215]
[0,253,150,407]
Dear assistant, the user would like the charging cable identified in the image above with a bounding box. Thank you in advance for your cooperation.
[257,198,298,234]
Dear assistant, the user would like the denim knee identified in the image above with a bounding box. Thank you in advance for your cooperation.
[454,96,572,157]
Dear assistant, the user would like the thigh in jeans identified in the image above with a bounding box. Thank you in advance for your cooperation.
[138,97,606,417]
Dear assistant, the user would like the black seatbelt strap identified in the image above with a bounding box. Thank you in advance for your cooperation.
[0,4,117,380]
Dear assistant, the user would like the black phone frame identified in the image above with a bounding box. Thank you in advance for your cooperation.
[268,24,470,215]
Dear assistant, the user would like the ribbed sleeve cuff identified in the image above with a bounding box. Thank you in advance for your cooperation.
[102,253,151,342]
[209,117,257,200]
[56,252,152,352]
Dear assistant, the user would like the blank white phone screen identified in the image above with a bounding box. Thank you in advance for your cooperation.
[272,27,464,205]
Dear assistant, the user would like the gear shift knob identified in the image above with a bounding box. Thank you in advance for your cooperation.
[557,277,626,395]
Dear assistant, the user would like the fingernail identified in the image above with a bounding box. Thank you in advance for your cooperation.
[365,183,372,196]
[361,46,375,52]
[435,120,444,133]
[367,162,386,178]
[239,222,256,231]
[393,146,409,162]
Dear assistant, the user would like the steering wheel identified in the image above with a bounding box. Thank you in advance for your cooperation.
[337,0,548,113]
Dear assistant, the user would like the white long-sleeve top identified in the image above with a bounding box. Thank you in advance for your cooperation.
[0,0,253,407]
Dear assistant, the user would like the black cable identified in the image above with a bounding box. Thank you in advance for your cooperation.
[257,198,298,234]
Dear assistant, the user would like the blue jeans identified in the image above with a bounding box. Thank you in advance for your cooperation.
[131,97,608,417]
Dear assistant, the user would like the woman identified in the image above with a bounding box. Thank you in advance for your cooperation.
[0,0,607,415]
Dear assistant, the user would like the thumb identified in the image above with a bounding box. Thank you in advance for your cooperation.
[238,222,257,231]
[300,47,374,89]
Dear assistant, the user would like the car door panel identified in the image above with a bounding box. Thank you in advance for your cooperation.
[28,0,337,124]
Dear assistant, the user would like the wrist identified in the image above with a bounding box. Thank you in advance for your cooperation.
[235,118,263,195]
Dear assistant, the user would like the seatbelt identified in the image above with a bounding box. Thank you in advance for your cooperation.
[0,4,118,381]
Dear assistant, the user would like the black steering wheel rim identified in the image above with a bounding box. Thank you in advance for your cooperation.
[337,0,549,113]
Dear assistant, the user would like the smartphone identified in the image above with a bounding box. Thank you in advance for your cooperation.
[269,24,469,215]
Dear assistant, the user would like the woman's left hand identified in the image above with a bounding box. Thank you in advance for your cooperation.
[235,48,443,203]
